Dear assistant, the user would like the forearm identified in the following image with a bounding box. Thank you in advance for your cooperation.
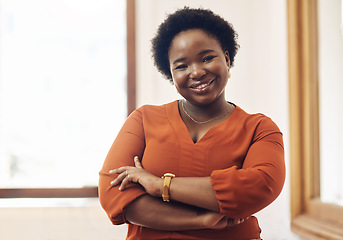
[111,158,220,212]
[168,177,220,212]
[125,194,219,231]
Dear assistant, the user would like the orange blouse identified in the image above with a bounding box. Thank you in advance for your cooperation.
[99,101,285,240]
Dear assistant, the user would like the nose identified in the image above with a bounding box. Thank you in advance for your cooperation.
[189,63,206,80]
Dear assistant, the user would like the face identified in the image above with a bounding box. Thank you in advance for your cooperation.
[168,29,230,106]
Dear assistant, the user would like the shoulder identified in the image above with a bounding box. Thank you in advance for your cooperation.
[119,101,176,136]
[231,106,283,147]
[234,105,282,134]
[134,101,175,115]
[129,101,177,122]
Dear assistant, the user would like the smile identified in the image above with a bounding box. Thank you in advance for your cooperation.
[190,79,215,90]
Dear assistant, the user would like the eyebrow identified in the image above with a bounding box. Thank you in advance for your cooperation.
[172,49,215,65]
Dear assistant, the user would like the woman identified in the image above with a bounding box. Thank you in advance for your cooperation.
[99,7,285,240]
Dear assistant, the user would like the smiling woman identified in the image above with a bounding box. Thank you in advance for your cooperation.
[0,0,129,198]
[99,7,285,240]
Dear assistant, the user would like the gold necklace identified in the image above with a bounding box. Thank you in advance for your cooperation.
[181,100,228,124]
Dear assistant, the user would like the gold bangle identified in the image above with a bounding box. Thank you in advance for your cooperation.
[161,173,175,202]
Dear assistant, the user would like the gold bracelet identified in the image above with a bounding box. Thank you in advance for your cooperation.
[161,173,175,202]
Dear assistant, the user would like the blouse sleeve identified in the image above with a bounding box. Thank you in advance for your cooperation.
[98,108,147,225]
[210,116,285,218]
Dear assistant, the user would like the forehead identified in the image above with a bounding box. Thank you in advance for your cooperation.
[168,29,222,57]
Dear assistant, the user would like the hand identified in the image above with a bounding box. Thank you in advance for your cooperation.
[109,156,163,197]
[226,217,248,227]
[201,210,248,229]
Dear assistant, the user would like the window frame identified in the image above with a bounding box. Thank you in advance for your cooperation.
[288,0,343,238]
[0,0,136,199]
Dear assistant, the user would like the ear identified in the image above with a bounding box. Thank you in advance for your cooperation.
[224,51,231,68]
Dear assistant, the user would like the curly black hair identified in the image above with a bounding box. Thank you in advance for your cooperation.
[151,7,240,82]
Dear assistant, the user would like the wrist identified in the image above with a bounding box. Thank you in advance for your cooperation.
[161,173,175,202]
[200,211,228,229]
[156,177,164,197]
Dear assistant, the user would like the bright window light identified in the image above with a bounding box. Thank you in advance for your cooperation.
[318,0,343,206]
[0,0,127,188]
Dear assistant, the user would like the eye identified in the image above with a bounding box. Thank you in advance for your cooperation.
[174,64,188,70]
[203,55,216,63]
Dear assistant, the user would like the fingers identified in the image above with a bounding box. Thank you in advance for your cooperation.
[110,169,135,190]
[109,156,142,190]
[236,218,245,224]
[109,156,142,175]
[227,217,249,227]
[110,170,128,186]
[118,172,131,190]
[134,156,143,168]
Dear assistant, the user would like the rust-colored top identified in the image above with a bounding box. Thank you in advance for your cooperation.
[99,101,285,240]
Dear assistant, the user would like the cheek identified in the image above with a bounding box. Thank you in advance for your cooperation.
[171,71,187,86]
[212,61,228,72]
[173,80,183,94]
[213,64,229,79]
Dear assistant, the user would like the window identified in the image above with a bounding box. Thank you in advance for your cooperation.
[318,0,343,206]
[288,0,343,238]
[0,0,136,198]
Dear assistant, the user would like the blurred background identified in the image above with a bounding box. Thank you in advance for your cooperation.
[0,0,342,239]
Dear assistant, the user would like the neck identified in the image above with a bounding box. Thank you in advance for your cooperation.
[183,97,230,120]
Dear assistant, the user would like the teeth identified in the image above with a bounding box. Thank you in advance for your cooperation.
[195,81,211,89]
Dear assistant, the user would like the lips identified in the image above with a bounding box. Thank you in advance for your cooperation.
[190,79,214,89]
[189,79,215,92]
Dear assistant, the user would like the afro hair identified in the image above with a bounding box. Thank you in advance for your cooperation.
[151,7,239,82]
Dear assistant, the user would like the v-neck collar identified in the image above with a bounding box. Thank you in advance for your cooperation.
[166,100,239,145]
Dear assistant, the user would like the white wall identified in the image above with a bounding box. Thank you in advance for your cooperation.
[136,0,300,239]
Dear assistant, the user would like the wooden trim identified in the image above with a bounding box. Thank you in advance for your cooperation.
[288,0,319,216]
[292,214,343,240]
[291,199,343,239]
[126,0,136,115]
[308,199,343,226]
[288,0,320,218]
[0,187,98,198]
[288,0,343,238]
[288,0,305,218]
